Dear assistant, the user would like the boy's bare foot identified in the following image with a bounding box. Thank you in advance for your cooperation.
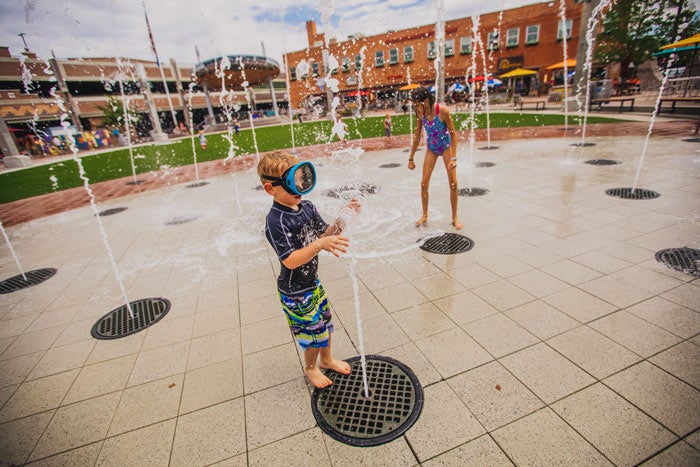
[305,366,333,388]
[415,215,428,227]
[452,219,464,230]
[320,358,351,375]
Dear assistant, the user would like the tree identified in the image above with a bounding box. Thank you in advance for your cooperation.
[96,96,140,131]
[596,0,700,79]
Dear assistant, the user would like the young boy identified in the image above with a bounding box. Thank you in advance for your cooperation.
[198,130,207,150]
[258,151,356,389]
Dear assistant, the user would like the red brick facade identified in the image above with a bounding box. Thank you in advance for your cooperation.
[284,0,583,108]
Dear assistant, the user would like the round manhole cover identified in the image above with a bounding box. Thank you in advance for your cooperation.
[91,298,171,339]
[164,214,201,225]
[571,142,597,147]
[254,185,264,191]
[324,182,380,199]
[682,138,700,143]
[379,163,402,168]
[97,207,128,217]
[125,179,146,186]
[420,233,474,254]
[655,247,700,277]
[459,187,489,197]
[605,187,660,200]
[585,159,620,166]
[186,181,210,188]
[0,268,57,294]
[475,162,495,168]
[311,355,423,447]
[478,146,499,150]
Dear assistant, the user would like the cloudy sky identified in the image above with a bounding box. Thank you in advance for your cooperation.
[1,0,573,66]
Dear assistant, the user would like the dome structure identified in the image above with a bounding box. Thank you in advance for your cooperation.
[194,55,280,91]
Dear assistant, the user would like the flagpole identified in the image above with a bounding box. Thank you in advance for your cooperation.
[142,0,179,129]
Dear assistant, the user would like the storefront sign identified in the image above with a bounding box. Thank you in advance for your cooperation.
[498,56,524,73]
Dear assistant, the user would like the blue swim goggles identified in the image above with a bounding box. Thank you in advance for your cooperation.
[262,161,316,195]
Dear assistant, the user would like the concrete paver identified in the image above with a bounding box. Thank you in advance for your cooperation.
[0,120,698,465]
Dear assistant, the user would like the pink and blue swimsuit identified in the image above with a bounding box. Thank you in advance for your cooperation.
[422,103,451,155]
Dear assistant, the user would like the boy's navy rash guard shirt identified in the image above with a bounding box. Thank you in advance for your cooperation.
[265,200,329,294]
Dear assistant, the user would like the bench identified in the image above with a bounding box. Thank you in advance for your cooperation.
[513,95,546,111]
[589,97,635,113]
[658,97,700,114]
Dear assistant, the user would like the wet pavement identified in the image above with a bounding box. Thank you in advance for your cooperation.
[0,119,699,465]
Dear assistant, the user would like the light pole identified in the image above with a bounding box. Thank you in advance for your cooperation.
[17,33,28,51]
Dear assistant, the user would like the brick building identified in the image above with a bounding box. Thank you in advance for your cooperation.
[284,0,584,110]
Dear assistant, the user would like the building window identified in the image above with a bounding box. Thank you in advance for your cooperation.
[557,19,573,40]
[354,54,362,70]
[404,45,414,62]
[289,66,296,81]
[341,57,350,72]
[487,31,499,51]
[445,39,455,57]
[389,48,399,65]
[375,51,385,67]
[427,41,436,60]
[526,24,540,45]
[311,62,319,76]
[506,28,519,48]
[460,36,472,54]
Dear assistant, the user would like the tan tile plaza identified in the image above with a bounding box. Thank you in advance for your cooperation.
[0,117,699,465]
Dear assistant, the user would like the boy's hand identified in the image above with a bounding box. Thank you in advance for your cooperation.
[318,235,350,257]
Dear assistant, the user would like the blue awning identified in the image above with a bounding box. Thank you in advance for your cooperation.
[653,45,699,56]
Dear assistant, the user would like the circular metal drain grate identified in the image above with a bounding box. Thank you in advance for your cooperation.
[584,159,620,166]
[420,233,474,254]
[324,182,380,199]
[164,214,200,225]
[186,181,210,188]
[605,187,660,200]
[571,142,597,147]
[311,355,423,447]
[682,138,700,143]
[379,163,402,168]
[459,187,489,197]
[91,298,171,339]
[655,247,700,277]
[475,161,495,168]
[478,146,499,150]
[97,207,128,217]
[0,268,57,294]
[125,179,146,186]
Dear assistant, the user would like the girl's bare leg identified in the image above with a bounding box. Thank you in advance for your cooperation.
[417,151,438,226]
[443,156,463,230]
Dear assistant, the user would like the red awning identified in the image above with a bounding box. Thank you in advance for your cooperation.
[346,90,369,97]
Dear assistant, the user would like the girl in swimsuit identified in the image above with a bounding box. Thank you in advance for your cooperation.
[407,87,463,230]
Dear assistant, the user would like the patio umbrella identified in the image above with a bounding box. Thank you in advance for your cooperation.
[447,82,466,93]
[659,33,700,50]
[399,83,420,91]
[487,78,503,87]
[467,75,485,83]
[499,68,537,78]
[546,58,576,70]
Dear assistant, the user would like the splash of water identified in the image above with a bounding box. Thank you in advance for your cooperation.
[558,0,570,132]
[465,50,479,190]
[434,0,445,99]
[356,46,367,113]
[0,220,27,281]
[281,36,297,151]
[348,254,369,397]
[217,56,239,162]
[239,57,260,160]
[578,0,613,146]
[187,81,200,180]
[50,84,133,317]
[116,58,139,184]
[472,15,493,148]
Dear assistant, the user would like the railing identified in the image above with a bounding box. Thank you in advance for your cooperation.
[661,77,700,97]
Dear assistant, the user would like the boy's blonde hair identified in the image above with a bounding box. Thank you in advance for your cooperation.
[257,151,299,183]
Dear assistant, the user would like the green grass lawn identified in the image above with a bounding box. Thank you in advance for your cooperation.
[0,113,622,204]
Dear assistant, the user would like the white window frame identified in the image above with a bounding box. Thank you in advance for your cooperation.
[557,19,573,40]
[403,45,414,62]
[427,41,436,60]
[311,62,319,77]
[375,50,385,67]
[289,66,297,81]
[354,54,362,70]
[444,39,455,57]
[460,36,472,54]
[341,57,350,72]
[506,28,519,47]
[389,48,399,65]
[526,24,540,45]
[487,31,499,51]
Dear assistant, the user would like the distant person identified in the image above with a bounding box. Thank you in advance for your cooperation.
[383,113,392,137]
[198,130,207,150]
[257,151,360,388]
[407,86,462,230]
[233,117,240,135]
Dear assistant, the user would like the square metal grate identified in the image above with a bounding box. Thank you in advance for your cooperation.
[311,355,423,447]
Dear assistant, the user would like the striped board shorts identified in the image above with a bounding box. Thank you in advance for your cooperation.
[279,281,334,350]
